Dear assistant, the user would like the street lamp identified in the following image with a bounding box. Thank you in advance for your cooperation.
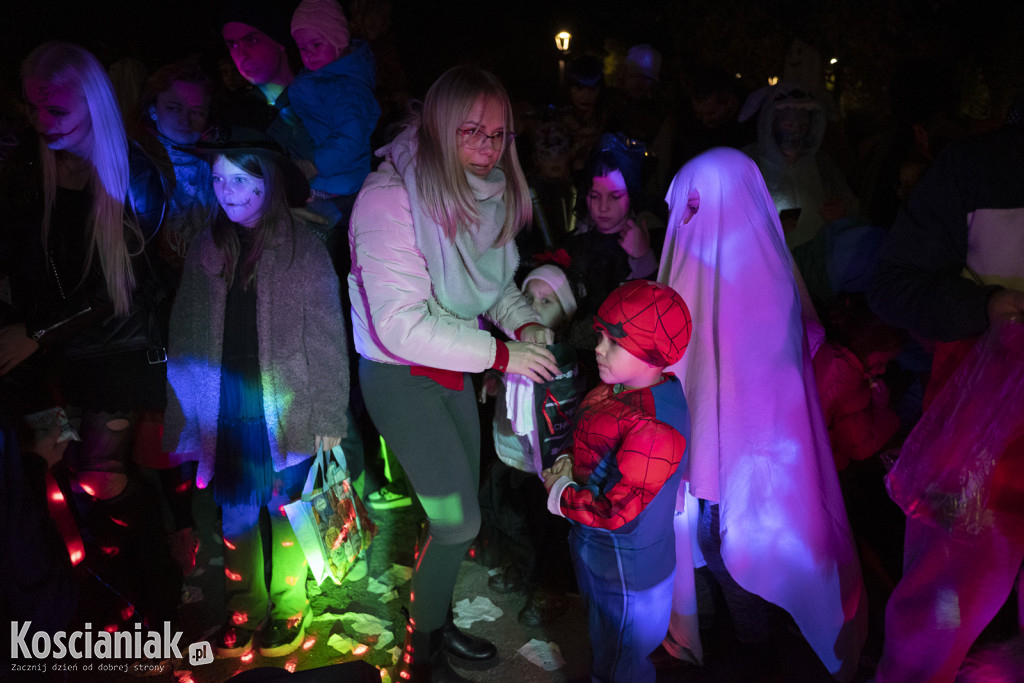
[555,31,572,88]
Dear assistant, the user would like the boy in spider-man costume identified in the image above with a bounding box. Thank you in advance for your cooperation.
[542,279,691,683]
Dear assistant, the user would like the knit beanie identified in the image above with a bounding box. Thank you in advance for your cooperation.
[594,280,691,367]
[291,0,350,53]
[221,0,293,48]
[522,265,578,319]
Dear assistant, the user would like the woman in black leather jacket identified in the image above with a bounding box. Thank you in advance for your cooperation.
[0,41,179,635]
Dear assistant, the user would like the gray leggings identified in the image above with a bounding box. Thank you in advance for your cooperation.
[359,358,481,631]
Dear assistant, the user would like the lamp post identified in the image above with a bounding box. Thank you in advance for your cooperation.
[555,31,571,89]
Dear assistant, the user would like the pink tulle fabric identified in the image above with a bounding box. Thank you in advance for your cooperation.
[659,147,866,680]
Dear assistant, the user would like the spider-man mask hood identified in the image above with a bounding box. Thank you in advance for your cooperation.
[593,280,692,367]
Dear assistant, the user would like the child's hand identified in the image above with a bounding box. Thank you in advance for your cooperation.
[618,216,651,259]
[542,456,574,492]
[541,467,561,493]
[519,324,555,346]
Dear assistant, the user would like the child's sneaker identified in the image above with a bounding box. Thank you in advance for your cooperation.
[365,484,411,510]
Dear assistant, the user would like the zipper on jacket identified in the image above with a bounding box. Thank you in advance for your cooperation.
[31,306,93,341]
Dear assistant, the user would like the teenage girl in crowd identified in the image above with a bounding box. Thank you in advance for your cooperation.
[0,41,179,633]
[566,132,658,378]
[348,65,559,681]
[163,135,348,659]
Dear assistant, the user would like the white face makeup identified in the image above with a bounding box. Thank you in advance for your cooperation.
[212,156,266,228]
[24,78,94,158]
[587,169,630,234]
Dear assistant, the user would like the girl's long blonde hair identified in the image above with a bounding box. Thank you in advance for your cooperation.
[413,65,531,244]
[22,41,145,317]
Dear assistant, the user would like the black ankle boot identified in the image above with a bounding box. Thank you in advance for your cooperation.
[397,615,473,682]
[441,606,498,668]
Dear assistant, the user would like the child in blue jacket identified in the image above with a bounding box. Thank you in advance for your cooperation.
[289,0,380,252]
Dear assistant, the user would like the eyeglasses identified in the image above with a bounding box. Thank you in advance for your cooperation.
[456,127,515,151]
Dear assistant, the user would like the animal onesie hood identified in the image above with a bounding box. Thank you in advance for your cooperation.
[658,147,866,681]
[740,82,856,249]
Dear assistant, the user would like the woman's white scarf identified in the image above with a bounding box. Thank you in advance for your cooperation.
[381,127,517,319]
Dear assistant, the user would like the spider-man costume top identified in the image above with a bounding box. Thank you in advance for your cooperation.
[557,375,688,531]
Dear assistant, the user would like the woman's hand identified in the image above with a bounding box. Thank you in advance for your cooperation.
[0,324,39,375]
[314,435,342,453]
[519,324,554,345]
[618,216,651,259]
[505,341,559,383]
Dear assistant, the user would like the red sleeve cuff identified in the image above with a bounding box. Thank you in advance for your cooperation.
[491,340,509,372]
[515,322,543,340]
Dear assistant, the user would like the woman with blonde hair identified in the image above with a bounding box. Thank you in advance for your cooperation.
[349,65,559,681]
[0,41,176,630]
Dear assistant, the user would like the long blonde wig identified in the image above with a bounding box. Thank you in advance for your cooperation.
[414,65,531,245]
[21,41,144,317]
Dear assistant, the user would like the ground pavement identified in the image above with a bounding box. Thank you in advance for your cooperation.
[48,486,863,683]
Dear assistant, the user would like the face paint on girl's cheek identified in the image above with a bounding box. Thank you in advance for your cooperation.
[212,157,267,227]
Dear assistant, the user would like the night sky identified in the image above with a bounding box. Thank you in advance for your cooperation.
[1,1,1021,119]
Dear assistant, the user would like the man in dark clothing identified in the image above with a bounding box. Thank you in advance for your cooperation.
[868,118,1024,683]
[219,0,315,167]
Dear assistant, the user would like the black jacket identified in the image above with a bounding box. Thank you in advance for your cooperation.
[0,141,168,359]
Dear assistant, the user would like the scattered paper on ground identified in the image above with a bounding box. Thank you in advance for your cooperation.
[315,611,395,649]
[517,639,565,671]
[327,633,359,654]
[342,613,395,649]
[453,596,503,629]
[388,646,402,665]
[375,563,412,590]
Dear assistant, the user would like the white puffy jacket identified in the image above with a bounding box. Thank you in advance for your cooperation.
[348,158,539,371]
